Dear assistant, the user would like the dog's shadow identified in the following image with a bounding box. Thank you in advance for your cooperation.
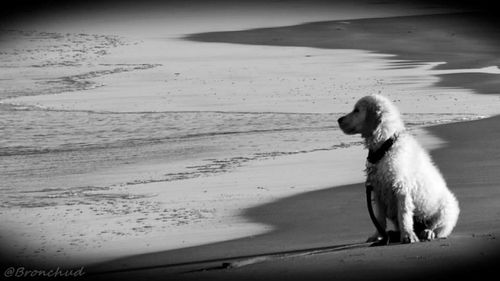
[88,183,378,275]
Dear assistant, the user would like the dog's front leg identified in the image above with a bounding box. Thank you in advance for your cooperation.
[396,192,419,243]
[366,194,387,242]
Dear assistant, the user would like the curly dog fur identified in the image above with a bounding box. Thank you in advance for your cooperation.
[338,94,459,243]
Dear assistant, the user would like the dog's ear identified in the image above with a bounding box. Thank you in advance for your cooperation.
[362,103,382,138]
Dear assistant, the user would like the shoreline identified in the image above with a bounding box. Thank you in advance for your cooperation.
[186,12,500,97]
[2,7,500,278]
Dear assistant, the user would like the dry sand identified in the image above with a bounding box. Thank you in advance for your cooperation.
[85,12,500,281]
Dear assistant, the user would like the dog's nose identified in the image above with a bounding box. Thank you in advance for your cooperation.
[338,117,345,124]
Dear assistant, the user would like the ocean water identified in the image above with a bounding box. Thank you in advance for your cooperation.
[0,106,347,190]
[0,28,492,210]
[0,29,348,210]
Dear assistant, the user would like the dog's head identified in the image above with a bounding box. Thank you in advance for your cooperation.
[338,95,404,142]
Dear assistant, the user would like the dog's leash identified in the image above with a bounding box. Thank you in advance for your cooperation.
[365,183,400,246]
[365,134,401,246]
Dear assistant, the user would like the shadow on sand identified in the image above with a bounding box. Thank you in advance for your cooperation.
[88,182,372,274]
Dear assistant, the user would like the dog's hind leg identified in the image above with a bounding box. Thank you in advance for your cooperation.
[426,193,460,239]
[413,219,435,241]
[419,229,436,241]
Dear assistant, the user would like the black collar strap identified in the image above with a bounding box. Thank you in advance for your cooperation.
[367,135,397,164]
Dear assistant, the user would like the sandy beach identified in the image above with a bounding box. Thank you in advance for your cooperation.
[88,9,500,281]
[1,1,500,280]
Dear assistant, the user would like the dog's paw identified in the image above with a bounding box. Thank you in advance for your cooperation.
[418,229,436,241]
[401,231,419,244]
[366,232,383,243]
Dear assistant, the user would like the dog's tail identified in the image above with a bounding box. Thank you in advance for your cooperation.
[434,192,460,238]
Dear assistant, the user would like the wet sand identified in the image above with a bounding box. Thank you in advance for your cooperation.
[186,12,500,96]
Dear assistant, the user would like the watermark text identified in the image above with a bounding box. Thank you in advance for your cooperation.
[4,266,85,278]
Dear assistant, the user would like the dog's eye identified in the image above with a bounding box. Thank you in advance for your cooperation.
[353,108,360,113]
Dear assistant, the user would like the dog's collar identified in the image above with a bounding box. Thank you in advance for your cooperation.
[367,135,398,164]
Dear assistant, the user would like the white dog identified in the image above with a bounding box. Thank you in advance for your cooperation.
[338,94,459,243]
